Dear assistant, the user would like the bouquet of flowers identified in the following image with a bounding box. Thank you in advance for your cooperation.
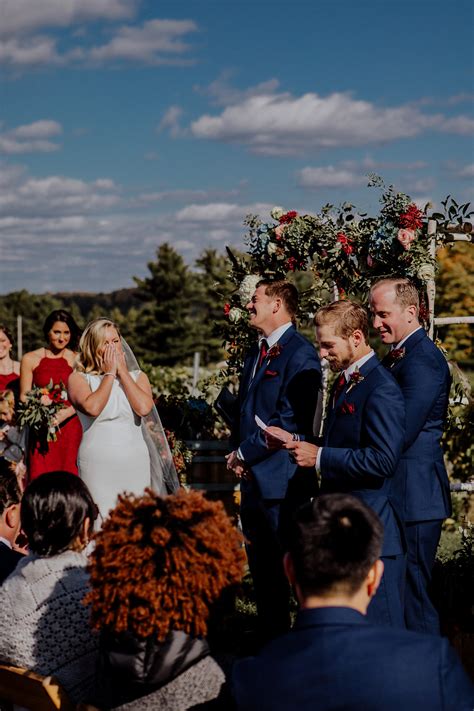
[17,379,68,443]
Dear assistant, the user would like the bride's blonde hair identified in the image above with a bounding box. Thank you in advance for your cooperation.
[75,318,121,374]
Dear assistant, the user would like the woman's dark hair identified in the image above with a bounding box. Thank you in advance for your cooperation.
[21,471,97,556]
[42,310,81,351]
[0,325,14,348]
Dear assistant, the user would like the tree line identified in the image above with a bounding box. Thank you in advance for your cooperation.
[0,242,472,368]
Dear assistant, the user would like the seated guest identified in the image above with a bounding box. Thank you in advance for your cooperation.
[0,458,23,584]
[0,471,99,704]
[233,494,474,711]
[86,488,245,710]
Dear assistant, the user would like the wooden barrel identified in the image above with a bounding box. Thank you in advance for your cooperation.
[185,439,239,517]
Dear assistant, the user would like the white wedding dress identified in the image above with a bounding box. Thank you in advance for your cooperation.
[77,371,151,519]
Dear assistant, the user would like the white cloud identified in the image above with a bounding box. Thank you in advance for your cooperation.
[175,202,272,223]
[0,120,62,154]
[458,163,474,179]
[0,0,137,37]
[0,9,198,68]
[190,90,474,156]
[157,105,184,137]
[297,165,365,189]
[88,19,198,65]
[195,72,281,106]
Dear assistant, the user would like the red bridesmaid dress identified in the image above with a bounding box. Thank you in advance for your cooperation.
[28,357,83,480]
[0,372,19,391]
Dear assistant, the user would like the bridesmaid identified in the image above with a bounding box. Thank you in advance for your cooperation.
[0,325,20,394]
[20,310,83,480]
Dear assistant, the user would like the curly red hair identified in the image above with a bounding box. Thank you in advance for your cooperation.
[85,488,245,641]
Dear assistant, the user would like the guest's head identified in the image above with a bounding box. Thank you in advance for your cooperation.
[0,458,22,547]
[76,318,123,374]
[21,472,97,557]
[369,277,420,345]
[285,494,384,614]
[0,390,15,424]
[0,325,15,361]
[314,300,370,372]
[86,489,245,641]
[247,279,299,336]
[43,310,81,353]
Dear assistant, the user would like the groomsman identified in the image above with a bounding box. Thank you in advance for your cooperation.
[226,280,321,642]
[370,277,451,634]
[271,300,407,627]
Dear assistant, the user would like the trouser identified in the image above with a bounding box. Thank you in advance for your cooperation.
[404,519,443,635]
[240,480,309,643]
[367,552,406,628]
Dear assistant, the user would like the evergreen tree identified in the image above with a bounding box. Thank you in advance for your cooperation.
[193,249,233,364]
[134,243,196,366]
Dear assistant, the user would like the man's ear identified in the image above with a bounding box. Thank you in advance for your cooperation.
[367,559,384,599]
[406,304,418,322]
[5,503,20,532]
[273,297,282,314]
[350,329,365,348]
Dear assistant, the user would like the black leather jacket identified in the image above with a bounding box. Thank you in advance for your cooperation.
[97,628,210,707]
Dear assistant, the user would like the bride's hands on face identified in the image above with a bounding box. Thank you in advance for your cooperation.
[115,348,128,378]
[102,343,118,376]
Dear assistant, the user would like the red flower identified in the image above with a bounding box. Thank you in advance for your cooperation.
[340,401,355,415]
[337,232,353,254]
[223,303,231,316]
[285,256,298,272]
[279,211,298,224]
[399,204,423,230]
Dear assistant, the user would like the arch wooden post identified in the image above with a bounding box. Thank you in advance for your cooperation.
[427,219,437,340]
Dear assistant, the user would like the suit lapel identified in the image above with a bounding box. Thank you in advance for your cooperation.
[242,325,296,406]
[324,354,379,440]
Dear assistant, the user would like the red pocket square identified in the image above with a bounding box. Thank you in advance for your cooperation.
[340,401,355,415]
[264,369,278,377]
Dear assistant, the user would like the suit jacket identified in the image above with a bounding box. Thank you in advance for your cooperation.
[0,541,23,585]
[232,325,321,500]
[232,606,474,711]
[320,354,405,556]
[385,329,451,522]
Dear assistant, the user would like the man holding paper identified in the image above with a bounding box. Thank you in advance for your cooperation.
[226,279,321,642]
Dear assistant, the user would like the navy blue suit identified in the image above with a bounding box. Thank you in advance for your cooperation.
[0,542,23,585]
[232,607,474,711]
[384,328,451,634]
[233,325,321,639]
[320,354,406,626]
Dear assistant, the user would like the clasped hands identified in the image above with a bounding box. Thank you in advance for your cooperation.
[265,426,319,468]
[225,450,251,479]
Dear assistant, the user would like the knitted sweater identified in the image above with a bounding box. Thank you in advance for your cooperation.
[0,549,98,703]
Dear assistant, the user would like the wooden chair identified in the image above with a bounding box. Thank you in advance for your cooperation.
[0,663,75,711]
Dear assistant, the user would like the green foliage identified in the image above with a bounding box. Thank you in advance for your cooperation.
[0,290,62,355]
[433,521,474,630]
[134,243,197,366]
[443,362,473,483]
[436,243,474,363]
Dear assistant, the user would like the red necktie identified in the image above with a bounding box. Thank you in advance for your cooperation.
[332,372,346,404]
[257,339,268,369]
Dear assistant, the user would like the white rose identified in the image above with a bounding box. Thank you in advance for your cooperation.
[270,206,285,221]
[417,263,435,281]
[238,274,262,306]
[229,307,244,323]
[267,241,278,255]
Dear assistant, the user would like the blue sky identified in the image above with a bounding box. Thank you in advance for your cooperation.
[0,0,473,293]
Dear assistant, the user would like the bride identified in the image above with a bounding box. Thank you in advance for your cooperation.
[68,318,179,520]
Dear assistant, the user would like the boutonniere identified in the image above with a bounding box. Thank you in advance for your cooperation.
[346,367,364,394]
[266,344,282,362]
[340,401,356,415]
[264,369,278,377]
[384,347,406,368]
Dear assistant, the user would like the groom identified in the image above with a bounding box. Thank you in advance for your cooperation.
[227,279,321,642]
[278,300,407,627]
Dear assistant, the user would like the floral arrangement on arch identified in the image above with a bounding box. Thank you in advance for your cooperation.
[221,176,471,375]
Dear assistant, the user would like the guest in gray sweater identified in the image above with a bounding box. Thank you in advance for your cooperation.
[0,471,99,704]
